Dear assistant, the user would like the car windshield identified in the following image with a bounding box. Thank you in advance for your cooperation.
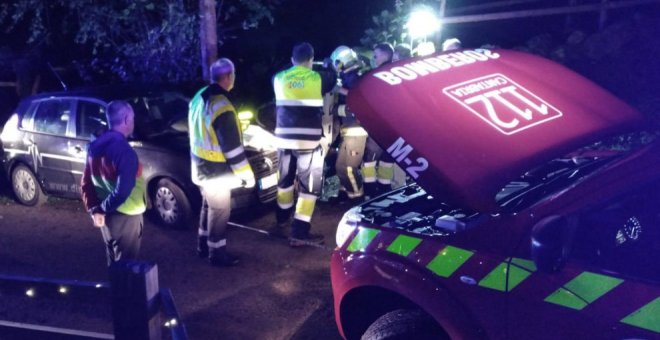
[496,131,658,212]
[129,91,189,138]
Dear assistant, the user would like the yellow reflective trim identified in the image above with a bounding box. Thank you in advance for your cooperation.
[232,164,253,177]
[116,177,146,215]
[362,165,376,178]
[274,66,323,102]
[192,146,226,162]
[346,166,361,194]
[277,188,294,205]
[377,165,394,180]
[295,195,317,219]
[189,89,236,163]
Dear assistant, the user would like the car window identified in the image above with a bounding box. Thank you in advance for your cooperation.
[571,185,660,282]
[129,92,189,137]
[32,99,71,135]
[76,100,107,139]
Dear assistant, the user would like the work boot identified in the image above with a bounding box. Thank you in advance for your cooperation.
[197,236,209,258]
[276,207,293,225]
[289,233,325,248]
[267,222,288,238]
[209,251,239,267]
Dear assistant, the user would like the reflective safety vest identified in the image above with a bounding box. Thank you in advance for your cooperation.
[189,86,236,162]
[188,85,254,185]
[273,65,324,150]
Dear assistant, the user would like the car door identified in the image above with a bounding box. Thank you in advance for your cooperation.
[70,99,108,193]
[29,98,77,197]
[506,187,660,339]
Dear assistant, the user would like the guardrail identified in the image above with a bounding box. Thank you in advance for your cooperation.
[0,260,187,340]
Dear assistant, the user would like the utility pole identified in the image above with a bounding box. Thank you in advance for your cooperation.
[599,0,609,30]
[199,0,217,82]
[439,0,447,41]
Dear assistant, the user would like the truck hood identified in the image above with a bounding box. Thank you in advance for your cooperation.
[348,48,645,213]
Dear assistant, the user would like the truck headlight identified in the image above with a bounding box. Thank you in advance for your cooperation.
[336,206,362,247]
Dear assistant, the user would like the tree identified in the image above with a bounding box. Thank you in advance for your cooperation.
[360,0,441,51]
[0,0,279,83]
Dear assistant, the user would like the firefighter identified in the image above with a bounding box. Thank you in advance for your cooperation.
[329,45,369,201]
[393,43,412,61]
[189,58,255,267]
[272,42,335,247]
[363,43,397,198]
[442,38,462,51]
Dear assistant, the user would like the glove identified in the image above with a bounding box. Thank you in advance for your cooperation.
[242,176,256,189]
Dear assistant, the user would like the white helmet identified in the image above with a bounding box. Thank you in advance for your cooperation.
[330,45,359,72]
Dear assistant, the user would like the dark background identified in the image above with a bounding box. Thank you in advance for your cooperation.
[1,1,659,119]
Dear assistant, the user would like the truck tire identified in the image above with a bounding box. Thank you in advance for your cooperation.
[361,309,446,340]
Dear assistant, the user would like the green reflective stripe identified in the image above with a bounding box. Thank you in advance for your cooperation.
[544,272,623,310]
[427,246,473,278]
[621,297,660,333]
[347,228,380,253]
[479,258,537,292]
[386,235,422,257]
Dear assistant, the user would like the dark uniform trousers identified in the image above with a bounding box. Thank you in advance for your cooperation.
[101,212,143,266]
[276,146,324,239]
[197,180,232,258]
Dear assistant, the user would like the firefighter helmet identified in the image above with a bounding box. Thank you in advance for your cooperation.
[330,45,359,72]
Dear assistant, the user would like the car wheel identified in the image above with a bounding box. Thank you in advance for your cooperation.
[361,309,446,340]
[11,164,47,206]
[151,178,192,229]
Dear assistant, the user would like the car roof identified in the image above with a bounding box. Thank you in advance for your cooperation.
[348,48,646,213]
[26,84,186,103]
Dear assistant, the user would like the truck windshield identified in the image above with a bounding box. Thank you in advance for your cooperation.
[496,132,657,212]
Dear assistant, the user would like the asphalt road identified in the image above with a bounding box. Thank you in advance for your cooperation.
[0,177,352,340]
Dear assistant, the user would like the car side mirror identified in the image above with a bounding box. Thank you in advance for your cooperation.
[256,102,276,133]
[169,118,188,132]
[531,215,574,273]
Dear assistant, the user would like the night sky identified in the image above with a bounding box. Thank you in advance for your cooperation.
[224,0,659,104]
[1,0,659,108]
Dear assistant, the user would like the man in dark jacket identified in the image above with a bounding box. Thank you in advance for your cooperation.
[81,100,146,266]
[189,58,255,266]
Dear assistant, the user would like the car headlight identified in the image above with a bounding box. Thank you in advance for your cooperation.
[238,110,254,132]
[242,124,277,151]
[336,206,362,247]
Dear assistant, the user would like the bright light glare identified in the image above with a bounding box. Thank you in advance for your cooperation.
[417,41,436,56]
[238,110,254,121]
[407,9,441,39]
[0,114,21,142]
